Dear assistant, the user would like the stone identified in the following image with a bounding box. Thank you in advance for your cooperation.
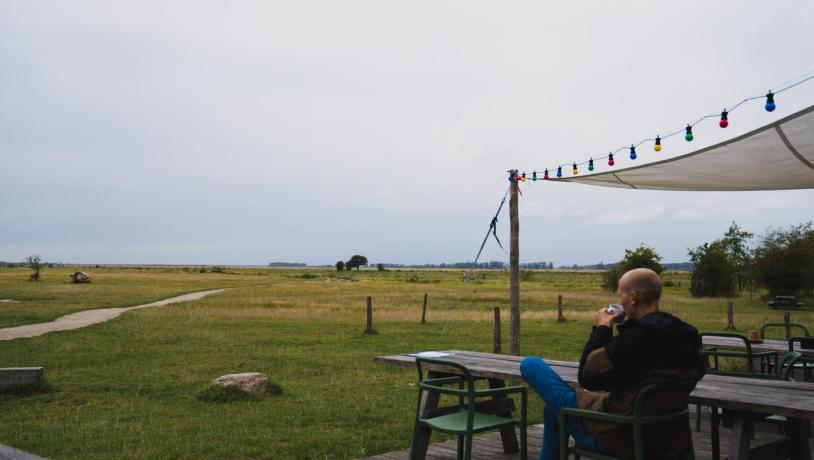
[0,367,43,389]
[210,372,268,394]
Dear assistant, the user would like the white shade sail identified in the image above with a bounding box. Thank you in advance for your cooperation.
[554,104,814,191]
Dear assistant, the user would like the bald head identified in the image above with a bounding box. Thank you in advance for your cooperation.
[619,268,662,307]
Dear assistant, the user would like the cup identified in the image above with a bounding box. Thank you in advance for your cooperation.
[606,304,625,323]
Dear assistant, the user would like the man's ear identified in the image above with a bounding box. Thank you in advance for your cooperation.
[631,291,638,305]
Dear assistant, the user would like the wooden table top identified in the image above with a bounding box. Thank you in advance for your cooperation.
[701,335,814,357]
[374,350,814,419]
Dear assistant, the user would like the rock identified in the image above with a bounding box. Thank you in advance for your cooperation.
[210,372,268,394]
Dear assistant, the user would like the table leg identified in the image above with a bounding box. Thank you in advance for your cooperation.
[788,417,813,460]
[488,378,520,454]
[727,411,753,460]
[412,370,443,460]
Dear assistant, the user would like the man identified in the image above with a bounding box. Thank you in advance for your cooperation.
[520,268,704,459]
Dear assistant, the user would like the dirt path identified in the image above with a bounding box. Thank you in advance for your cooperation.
[0,289,225,341]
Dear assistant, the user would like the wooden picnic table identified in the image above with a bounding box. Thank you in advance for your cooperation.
[769,295,804,310]
[702,335,814,357]
[375,350,814,460]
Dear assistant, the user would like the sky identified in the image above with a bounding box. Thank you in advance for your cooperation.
[2,1,814,266]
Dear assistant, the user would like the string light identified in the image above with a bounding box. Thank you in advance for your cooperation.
[543,169,549,180]
[588,158,594,171]
[765,91,776,112]
[521,172,526,182]
[532,170,537,181]
[719,110,729,128]
[524,71,814,178]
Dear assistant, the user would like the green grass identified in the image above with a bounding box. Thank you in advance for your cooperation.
[0,267,811,459]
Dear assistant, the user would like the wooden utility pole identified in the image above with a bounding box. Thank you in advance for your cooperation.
[509,170,521,356]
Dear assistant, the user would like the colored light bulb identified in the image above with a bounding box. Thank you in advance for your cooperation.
[521,172,526,182]
[719,110,729,128]
[556,166,562,178]
[654,135,662,152]
[629,145,637,160]
[608,153,615,167]
[572,162,578,175]
[588,158,594,171]
[765,91,776,112]
[532,170,537,181]
[543,169,549,180]
[685,124,693,142]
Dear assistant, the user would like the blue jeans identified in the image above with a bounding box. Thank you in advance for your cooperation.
[520,356,607,460]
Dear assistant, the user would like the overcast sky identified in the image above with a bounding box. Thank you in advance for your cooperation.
[2,1,814,266]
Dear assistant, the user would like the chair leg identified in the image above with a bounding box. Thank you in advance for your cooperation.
[711,405,720,460]
[463,434,473,460]
[520,422,527,460]
[457,435,464,460]
[695,404,702,432]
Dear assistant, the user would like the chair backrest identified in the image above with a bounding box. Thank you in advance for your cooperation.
[630,381,695,460]
[700,332,754,372]
[789,336,814,351]
[760,322,810,339]
[415,357,476,395]
[775,351,803,380]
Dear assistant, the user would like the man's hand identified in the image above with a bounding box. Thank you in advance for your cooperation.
[595,308,616,327]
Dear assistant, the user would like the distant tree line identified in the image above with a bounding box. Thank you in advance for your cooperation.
[602,222,814,298]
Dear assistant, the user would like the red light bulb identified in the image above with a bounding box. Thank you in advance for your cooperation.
[719,110,729,128]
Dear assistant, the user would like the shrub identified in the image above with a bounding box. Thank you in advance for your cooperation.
[688,241,736,297]
[752,223,814,297]
[602,244,664,292]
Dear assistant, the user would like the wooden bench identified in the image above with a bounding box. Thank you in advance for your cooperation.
[375,350,814,460]
[769,295,804,310]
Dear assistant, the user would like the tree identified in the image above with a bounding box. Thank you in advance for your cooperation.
[688,241,736,297]
[335,261,345,271]
[752,223,814,297]
[602,244,664,291]
[26,255,44,281]
[345,255,369,271]
[376,263,385,272]
[720,222,754,291]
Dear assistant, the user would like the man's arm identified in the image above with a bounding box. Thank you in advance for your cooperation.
[577,325,614,390]
[578,308,642,391]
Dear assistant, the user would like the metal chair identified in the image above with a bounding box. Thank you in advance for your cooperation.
[558,382,696,460]
[410,357,527,460]
[759,322,810,340]
[788,337,814,381]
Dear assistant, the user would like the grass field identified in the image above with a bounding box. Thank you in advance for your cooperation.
[1,267,811,459]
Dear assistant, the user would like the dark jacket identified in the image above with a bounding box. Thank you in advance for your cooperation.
[575,311,704,459]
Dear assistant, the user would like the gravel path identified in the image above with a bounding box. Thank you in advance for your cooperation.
[0,289,225,341]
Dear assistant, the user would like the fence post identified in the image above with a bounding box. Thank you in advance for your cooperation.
[784,311,791,339]
[493,307,501,354]
[557,295,565,322]
[421,293,428,324]
[365,296,377,335]
[726,302,735,330]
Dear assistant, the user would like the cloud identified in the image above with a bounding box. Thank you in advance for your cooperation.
[588,203,667,225]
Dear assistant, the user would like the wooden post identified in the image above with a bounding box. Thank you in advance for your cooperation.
[365,296,377,335]
[784,311,791,339]
[557,294,565,322]
[726,301,735,330]
[421,293,428,324]
[509,170,521,356]
[493,307,501,354]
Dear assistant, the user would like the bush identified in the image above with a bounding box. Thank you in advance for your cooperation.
[602,244,664,291]
[752,223,814,297]
[689,241,736,297]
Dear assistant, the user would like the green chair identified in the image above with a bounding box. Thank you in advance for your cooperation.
[705,352,803,460]
[759,322,810,340]
[700,332,777,374]
[409,357,527,460]
[558,382,696,460]
[696,332,777,432]
[788,337,814,381]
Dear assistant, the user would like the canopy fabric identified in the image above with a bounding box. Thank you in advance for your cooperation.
[554,104,814,191]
